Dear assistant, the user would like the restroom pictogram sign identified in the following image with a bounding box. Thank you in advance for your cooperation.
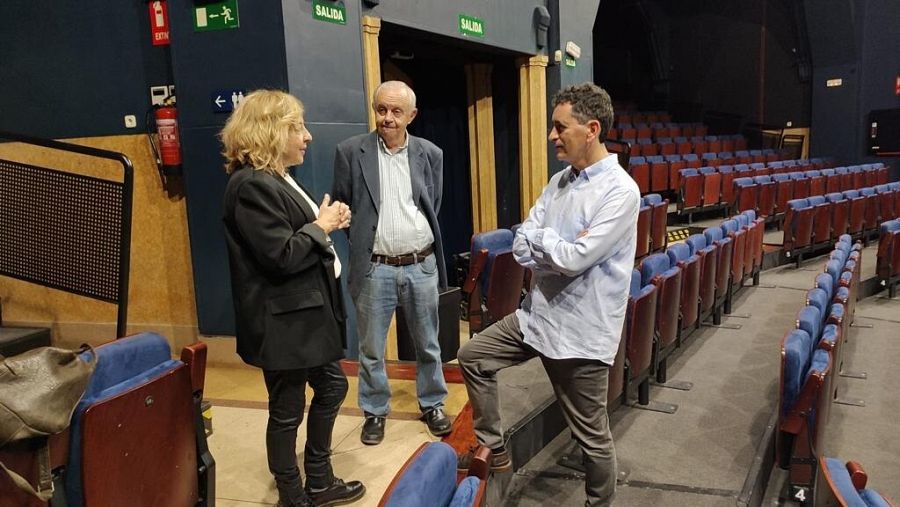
[150,1,170,46]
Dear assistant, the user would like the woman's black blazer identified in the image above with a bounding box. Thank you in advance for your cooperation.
[222,167,345,370]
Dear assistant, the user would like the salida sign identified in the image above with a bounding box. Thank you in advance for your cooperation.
[149,0,170,46]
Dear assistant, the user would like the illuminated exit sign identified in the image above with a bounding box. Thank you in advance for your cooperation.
[459,14,484,37]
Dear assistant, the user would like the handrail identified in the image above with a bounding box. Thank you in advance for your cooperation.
[0,130,134,338]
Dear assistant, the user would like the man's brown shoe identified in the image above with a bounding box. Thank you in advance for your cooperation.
[457,445,511,473]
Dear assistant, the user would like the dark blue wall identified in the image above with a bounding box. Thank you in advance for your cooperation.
[0,1,170,138]
[807,0,900,176]
[166,0,289,336]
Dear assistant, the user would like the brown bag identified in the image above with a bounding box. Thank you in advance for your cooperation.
[0,345,97,500]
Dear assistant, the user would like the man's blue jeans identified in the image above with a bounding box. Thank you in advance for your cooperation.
[354,253,448,416]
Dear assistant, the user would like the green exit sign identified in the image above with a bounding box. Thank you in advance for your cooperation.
[193,0,239,32]
[459,14,484,37]
[313,0,347,25]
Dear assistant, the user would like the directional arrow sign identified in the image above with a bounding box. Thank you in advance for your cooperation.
[211,89,246,113]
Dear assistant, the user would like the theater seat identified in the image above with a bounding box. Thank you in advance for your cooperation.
[380,442,489,507]
[628,156,650,194]
[808,195,832,247]
[876,220,900,297]
[634,199,652,259]
[721,219,746,307]
[783,199,814,263]
[66,333,211,507]
[640,253,682,383]
[686,234,719,324]
[679,168,702,212]
[699,167,722,208]
[815,457,895,507]
[667,243,701,341]
[623,269,658,406]
[826,192,850,237]
[463,229,525,335]
[777,329,832,491]
[703,227,734,316]
[733,177,758,214]
[644,193,668,252]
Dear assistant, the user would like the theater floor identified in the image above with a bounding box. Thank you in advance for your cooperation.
[204,245,899,506]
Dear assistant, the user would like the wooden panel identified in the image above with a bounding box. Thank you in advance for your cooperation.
[517,56,549,221]
[361,16,382,131]
[465,63,498,233]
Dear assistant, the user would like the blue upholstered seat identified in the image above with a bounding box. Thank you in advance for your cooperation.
[781,329,813,416]
[721,219,740,236]
[472,229,514,294]
[685,234,706,255]
[640,252,674,285]
[644,193,663,206]
[821,457,893,507]
[826,259,843,286]
[808,195,826,206]
[815,273,834,298]
[820,323,840,350]
[806,288,830,322]
[381,442,485,507]
[703,226,725,245]
[797,305,822,342]
[68,333,184,506]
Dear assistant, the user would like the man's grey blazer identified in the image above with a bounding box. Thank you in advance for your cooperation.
[332,131,447,300]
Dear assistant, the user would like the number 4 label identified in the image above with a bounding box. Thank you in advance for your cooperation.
[791,485,809,503]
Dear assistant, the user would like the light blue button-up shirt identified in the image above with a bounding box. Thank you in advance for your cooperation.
[514,153,640,364]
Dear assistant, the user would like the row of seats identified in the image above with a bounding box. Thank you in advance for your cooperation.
[876,219,900,298]
[614,111,673,126]
[630,149,786,194]
[463,195,676,334]
[735,168,893,219]
[678,159,837,216]
[784,182,900,263]
[778,237,861,496]
[612,134,749,159]
[680,161,888,220]
[611,210,765,408]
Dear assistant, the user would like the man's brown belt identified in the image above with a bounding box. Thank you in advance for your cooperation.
[371,244,435,266]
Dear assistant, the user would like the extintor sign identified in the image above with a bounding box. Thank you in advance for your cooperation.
[150,0,170,46]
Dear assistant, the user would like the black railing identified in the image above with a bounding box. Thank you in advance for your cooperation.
[0,131,134,338]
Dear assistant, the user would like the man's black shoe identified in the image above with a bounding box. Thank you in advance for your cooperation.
[305,478,366,507]
[422,407,452,436]
[360,415,385,445]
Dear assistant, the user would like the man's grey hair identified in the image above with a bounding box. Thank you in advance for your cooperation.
[373,80,417,109]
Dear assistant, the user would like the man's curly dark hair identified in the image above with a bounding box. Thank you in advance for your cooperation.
[552,83,614,142]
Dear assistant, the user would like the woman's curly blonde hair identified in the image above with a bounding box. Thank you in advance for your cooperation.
[220,90,305,175]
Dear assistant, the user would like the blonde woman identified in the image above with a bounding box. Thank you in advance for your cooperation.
[221,90,364,507]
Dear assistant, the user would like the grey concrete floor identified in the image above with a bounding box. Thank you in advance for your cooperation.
[503,243,897,506]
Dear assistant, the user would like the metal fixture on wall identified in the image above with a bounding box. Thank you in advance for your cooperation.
[534,6,550,48]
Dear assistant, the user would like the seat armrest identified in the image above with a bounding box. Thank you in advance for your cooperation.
[181,341,208,395]
[467,446,492,480]
[462,250,489,294]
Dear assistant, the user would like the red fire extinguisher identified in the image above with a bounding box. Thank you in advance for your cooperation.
[154,104,182,175]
